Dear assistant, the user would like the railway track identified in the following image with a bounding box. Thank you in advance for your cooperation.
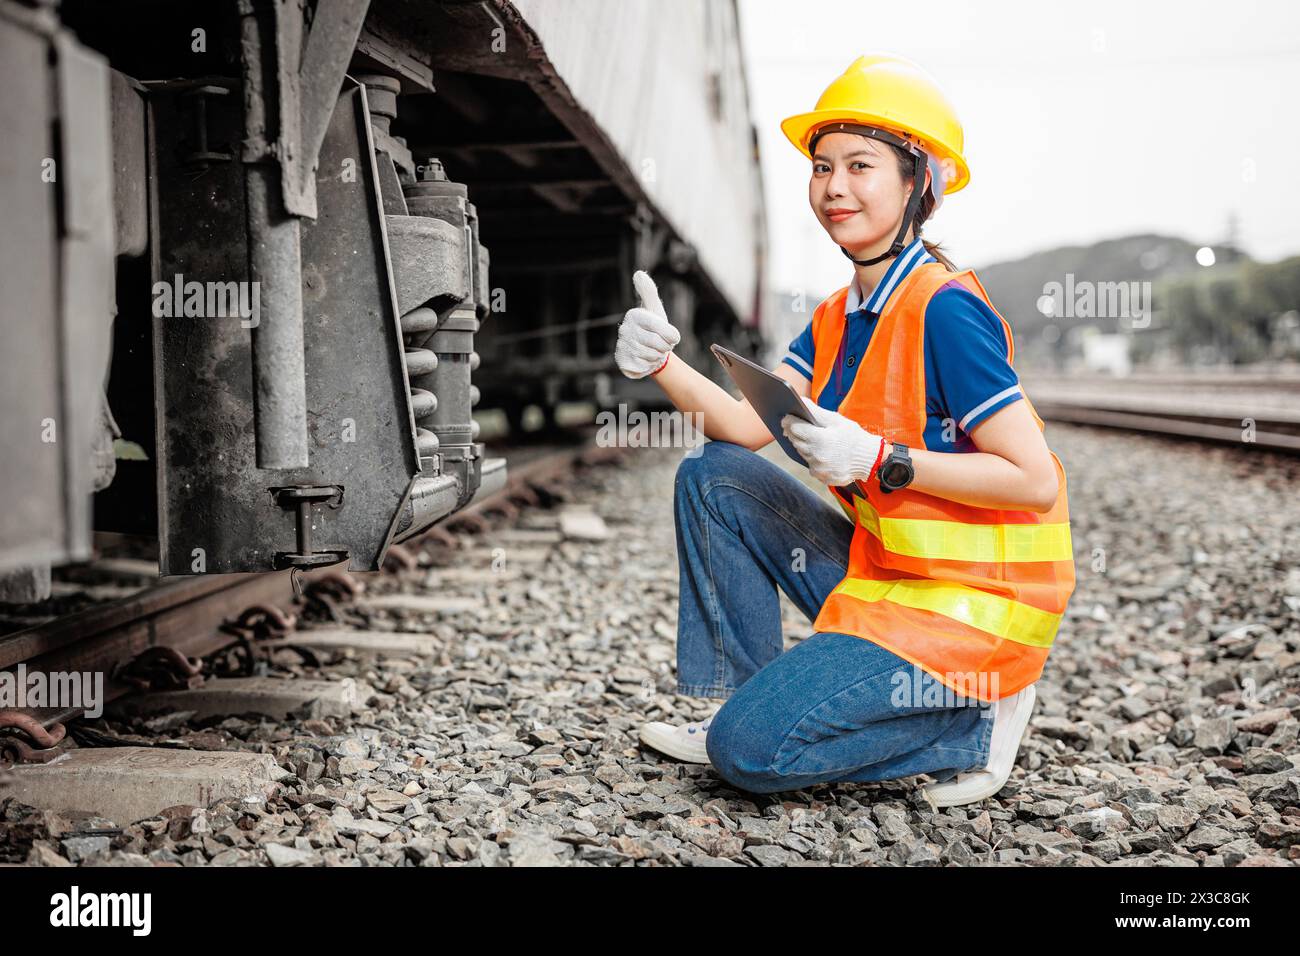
[0,429,622,768]
[1025,375,1300,454]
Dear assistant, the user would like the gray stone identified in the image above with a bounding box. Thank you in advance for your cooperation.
[112,676,370,720]
[507,831,566,866]
[1255,821,1300,848]
[558,508,610,541]
[6,747,281,824]
[288,628,440,657]
[1023,799,1070,819]
[1243,747,1292,773]
[26,841,73,867]
[1193,717,1235,755]
[1036,716,1089,742]
[1183,826,1234,851]
[265,843,317,866]
[746,844,800,866]
[362,594,480,615]
[1154,805,1200,835]
[873,805,913,843]
[1062,807,1126,839]
[61,836,110,864]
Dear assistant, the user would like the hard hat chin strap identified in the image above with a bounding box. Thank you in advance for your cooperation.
[840,148,927,267]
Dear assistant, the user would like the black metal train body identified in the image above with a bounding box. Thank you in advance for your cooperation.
[0,0,768,599]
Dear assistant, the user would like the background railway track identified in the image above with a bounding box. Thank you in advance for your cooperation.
[1025,374,1300,453]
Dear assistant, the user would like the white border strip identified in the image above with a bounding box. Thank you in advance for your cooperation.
[958,384,1023,432]
[866,239,927,313]
[782,350,813,378]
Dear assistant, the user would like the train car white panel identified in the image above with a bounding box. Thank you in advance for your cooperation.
[509,0,766,325]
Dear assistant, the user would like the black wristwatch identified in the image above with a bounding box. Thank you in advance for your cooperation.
[877,442,914,493]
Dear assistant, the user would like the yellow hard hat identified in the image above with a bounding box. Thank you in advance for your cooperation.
[780,53,969,194]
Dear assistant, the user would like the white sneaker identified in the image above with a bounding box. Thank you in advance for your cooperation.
[920,683,1037,809]
[638,707,719,764]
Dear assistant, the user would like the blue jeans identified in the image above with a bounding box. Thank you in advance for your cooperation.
[672,439,994,794]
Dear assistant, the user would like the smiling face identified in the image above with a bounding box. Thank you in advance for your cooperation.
[809,131,928,254]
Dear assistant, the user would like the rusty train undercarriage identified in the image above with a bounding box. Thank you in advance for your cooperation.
[0,0,765,601]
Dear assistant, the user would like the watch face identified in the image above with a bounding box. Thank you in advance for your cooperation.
[881,461,909,487]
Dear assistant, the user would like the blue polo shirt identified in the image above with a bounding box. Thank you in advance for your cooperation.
[781,239,1023,453]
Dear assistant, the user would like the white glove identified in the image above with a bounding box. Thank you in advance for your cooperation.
[615,270,681,379]
[781,396,886,487]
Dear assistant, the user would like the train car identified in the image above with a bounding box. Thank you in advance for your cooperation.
[0,0,767,598]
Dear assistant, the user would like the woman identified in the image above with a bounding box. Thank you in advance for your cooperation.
[613,54,1076,808]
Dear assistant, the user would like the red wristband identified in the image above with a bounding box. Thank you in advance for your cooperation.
[854,439,888,497]
[868,439,887,482]
[650,353,671,376]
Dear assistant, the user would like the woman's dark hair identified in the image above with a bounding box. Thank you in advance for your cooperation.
[887,143,957,271]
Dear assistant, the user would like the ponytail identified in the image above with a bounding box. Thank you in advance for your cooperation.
[922,238,956,272]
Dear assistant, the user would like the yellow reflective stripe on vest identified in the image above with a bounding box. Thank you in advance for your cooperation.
[855,497,1073,563]
[832,577,1061,648]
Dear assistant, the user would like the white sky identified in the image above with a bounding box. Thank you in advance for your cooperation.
[737,0,1300,294]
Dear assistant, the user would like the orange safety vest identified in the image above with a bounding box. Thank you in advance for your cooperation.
[808,261,1075,702]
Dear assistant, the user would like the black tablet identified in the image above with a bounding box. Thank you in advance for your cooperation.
[711,344,821,467]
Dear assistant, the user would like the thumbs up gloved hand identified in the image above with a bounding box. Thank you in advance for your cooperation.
[781,396,887,487]
[615,270,682,379]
